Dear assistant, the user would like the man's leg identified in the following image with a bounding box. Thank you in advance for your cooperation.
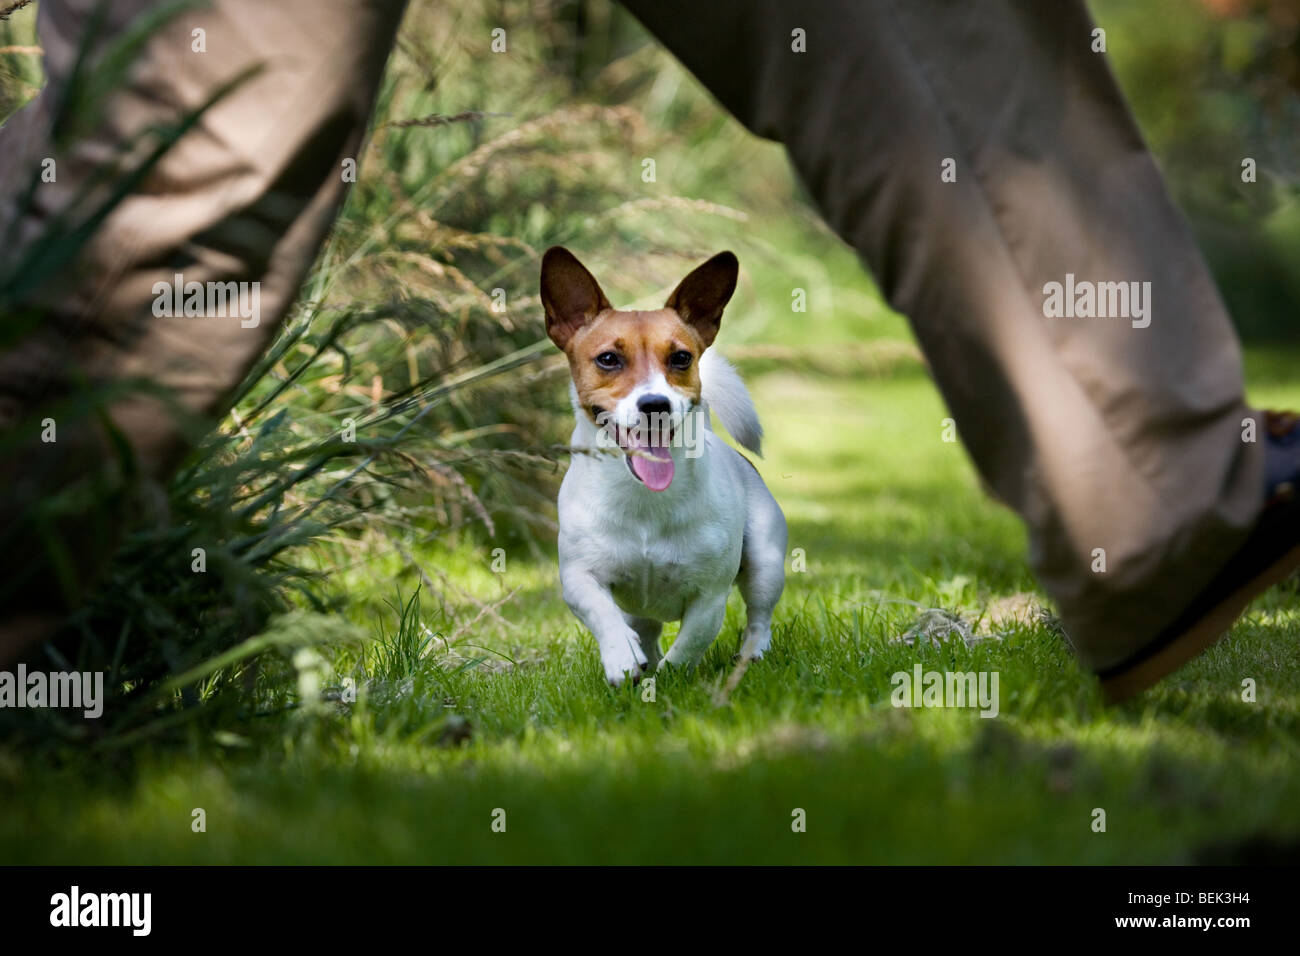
[619,0,1270,694]
[0,0,408,660]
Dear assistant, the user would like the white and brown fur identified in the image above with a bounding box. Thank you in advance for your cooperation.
[541,247,787,685]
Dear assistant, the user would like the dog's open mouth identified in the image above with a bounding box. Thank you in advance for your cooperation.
[616,426,675,492]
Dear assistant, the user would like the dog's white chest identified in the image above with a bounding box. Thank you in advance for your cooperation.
[602,517,738,620]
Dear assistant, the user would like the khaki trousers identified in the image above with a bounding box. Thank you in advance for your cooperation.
[0,0,1267,683]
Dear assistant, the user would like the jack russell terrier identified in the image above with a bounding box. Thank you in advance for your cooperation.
[541,247,787,686]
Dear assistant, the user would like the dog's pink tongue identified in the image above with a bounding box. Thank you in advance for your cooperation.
[628,434,675,491]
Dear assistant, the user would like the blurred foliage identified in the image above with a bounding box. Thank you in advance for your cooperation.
[1093,0,1300,340]
[0,2,40,122]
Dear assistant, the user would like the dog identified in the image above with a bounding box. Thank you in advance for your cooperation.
[540,246,787,686]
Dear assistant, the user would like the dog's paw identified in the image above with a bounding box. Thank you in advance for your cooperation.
[738,627,772,661]
[602,629,649,687]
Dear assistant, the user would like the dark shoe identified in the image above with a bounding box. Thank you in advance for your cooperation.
[1099,411,1300,702]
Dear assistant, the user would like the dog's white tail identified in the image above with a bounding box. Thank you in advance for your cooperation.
[700,350,763,456]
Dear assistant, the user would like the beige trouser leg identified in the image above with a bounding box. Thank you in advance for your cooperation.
[0,0,407,660]
[620,0,1266,675]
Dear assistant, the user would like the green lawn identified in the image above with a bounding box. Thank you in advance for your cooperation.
[4,338,1297,864]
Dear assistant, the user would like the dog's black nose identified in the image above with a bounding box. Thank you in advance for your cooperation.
[637,395,672,418]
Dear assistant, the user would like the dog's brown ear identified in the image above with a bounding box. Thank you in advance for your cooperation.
[664,251,738,347]
[540,247,612,350]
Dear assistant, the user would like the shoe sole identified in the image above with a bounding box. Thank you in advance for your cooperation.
[1099,502,1300,703]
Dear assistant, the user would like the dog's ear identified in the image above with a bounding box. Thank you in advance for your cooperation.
[664,251,738,348]
[540,247,612,350]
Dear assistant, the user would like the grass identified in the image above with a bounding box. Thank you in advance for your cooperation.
[2,0,1299,865]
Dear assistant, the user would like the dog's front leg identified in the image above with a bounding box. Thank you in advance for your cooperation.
[660,588,730,670]
[560,568,648,686]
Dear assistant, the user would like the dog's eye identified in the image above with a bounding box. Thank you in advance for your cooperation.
[595,351,622,371]
[668,350,693,370]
